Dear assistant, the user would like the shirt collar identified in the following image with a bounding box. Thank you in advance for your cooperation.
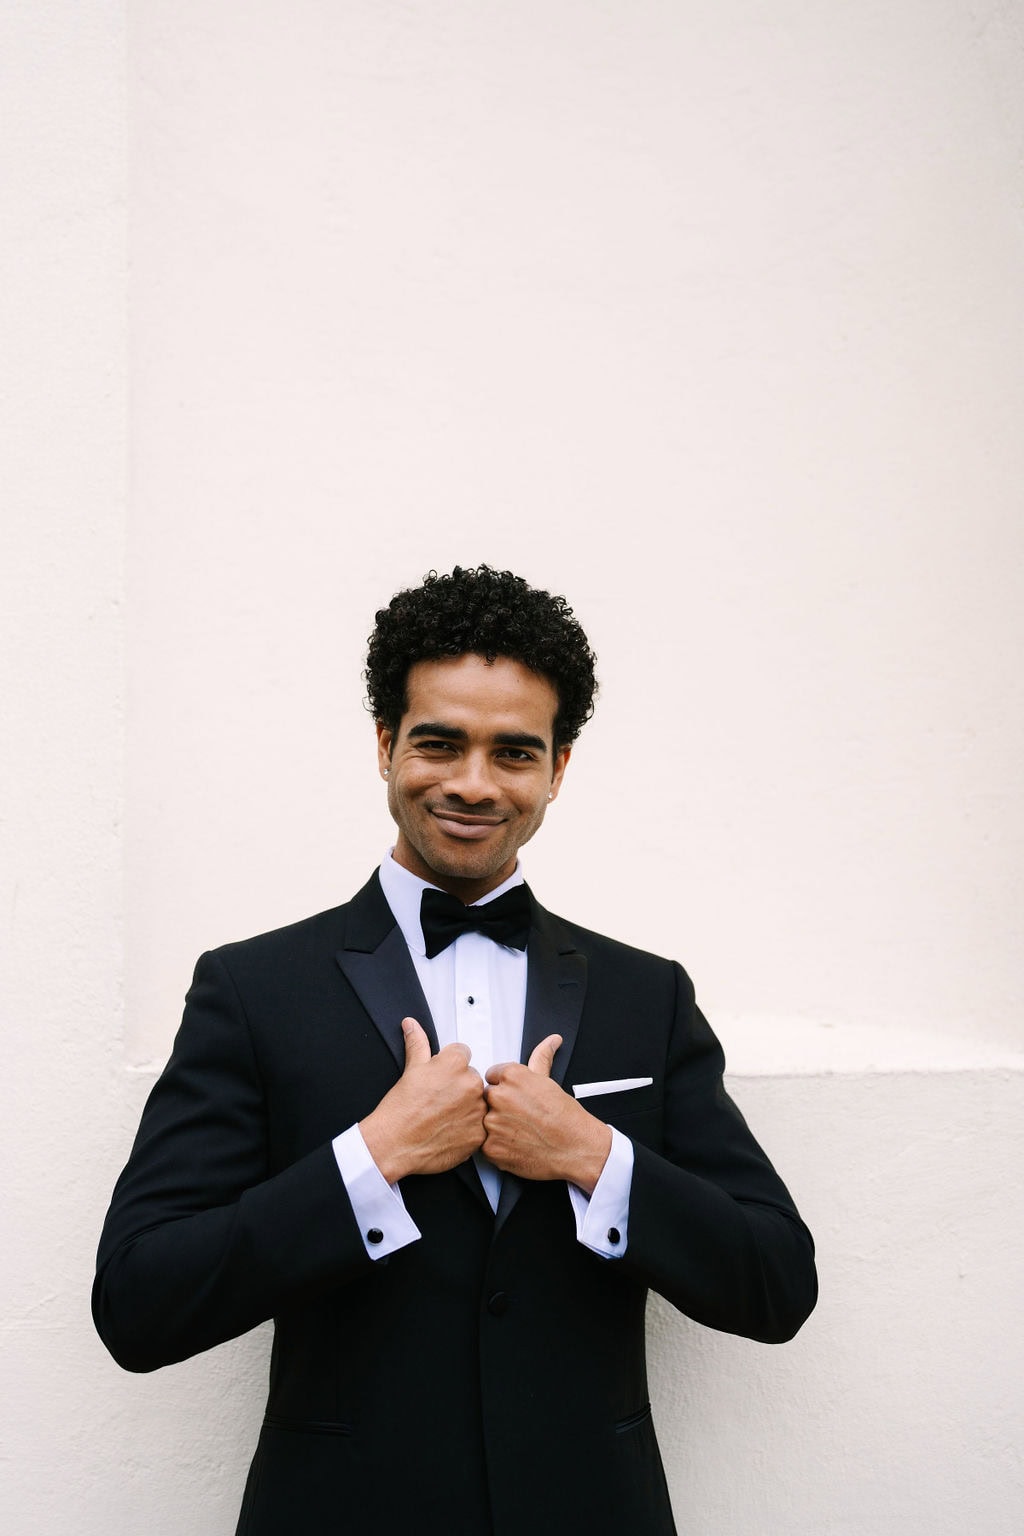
[378,849,525,957]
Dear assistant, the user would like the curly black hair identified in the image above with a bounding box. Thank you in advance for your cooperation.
[365,566,597,747]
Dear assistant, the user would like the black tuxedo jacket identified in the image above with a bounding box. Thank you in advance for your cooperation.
[94,874,816,1536]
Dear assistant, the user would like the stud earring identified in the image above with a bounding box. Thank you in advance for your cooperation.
[383,768,389,778]
[547,792,553,801]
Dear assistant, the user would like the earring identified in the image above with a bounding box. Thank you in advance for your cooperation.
[384,769,389,778]
[547,792,553,801]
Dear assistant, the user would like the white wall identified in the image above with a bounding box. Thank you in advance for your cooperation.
[3,3,1022,1531]
[1,2,127,1531]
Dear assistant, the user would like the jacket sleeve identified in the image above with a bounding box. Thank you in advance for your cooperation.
[92,949,375,1373]
[619,962,818,1344]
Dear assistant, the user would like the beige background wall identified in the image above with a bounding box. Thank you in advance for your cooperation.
[3,2,1022,1531]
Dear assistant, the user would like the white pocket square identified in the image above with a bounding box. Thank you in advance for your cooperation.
[571,1076,653,1101]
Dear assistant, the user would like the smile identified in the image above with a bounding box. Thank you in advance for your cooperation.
[430,811,506,840]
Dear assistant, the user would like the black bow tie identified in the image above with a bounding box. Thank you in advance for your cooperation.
[419,885,531,960]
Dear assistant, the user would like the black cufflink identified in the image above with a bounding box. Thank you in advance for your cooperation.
[367,1227,384,1244]
[607,1227,620,1245]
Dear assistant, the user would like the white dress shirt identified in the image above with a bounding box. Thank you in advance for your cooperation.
[332,853,633,1260]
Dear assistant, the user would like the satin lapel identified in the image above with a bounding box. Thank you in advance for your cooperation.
[334,871,439,1065]
[336,925,439,1066]
[494,907,587,1236]
[334,872,489,1210]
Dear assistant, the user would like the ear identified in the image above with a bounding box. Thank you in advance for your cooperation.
[376,722,393,781]
[547,745,571,803]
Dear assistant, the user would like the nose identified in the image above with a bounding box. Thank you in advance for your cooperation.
[445,750,499,805]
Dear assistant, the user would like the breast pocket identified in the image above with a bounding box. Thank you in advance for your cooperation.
[572,1078,660,1129]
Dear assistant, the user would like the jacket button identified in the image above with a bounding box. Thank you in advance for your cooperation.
[607,1227,621,1245]
[487,1291,509,1316]
[367,1228,384,1245]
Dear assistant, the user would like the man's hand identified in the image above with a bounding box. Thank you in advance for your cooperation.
[360,1017,487,1184]
[482,1034,612,1194]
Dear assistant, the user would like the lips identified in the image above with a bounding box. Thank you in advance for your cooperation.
[430,810,505,840]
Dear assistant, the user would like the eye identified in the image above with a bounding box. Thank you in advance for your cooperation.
[497,748,536,763]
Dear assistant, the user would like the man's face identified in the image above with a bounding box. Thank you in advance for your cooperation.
[377,653,570,901]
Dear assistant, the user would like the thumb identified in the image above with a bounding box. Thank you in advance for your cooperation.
[401,1016,432,1070]
[527,1033,563,1078]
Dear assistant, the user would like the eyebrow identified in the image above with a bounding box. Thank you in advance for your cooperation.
[407,723,549,753]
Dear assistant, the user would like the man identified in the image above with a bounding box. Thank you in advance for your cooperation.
[94,565,816,1536]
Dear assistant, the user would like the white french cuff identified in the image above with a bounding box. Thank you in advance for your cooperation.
[572,1076,653,1100]
[332,1123,422,1259]
[567,1126,634,1260]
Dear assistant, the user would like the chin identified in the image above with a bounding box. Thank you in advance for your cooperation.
[421,844,504,884]
[429,854,496,883]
